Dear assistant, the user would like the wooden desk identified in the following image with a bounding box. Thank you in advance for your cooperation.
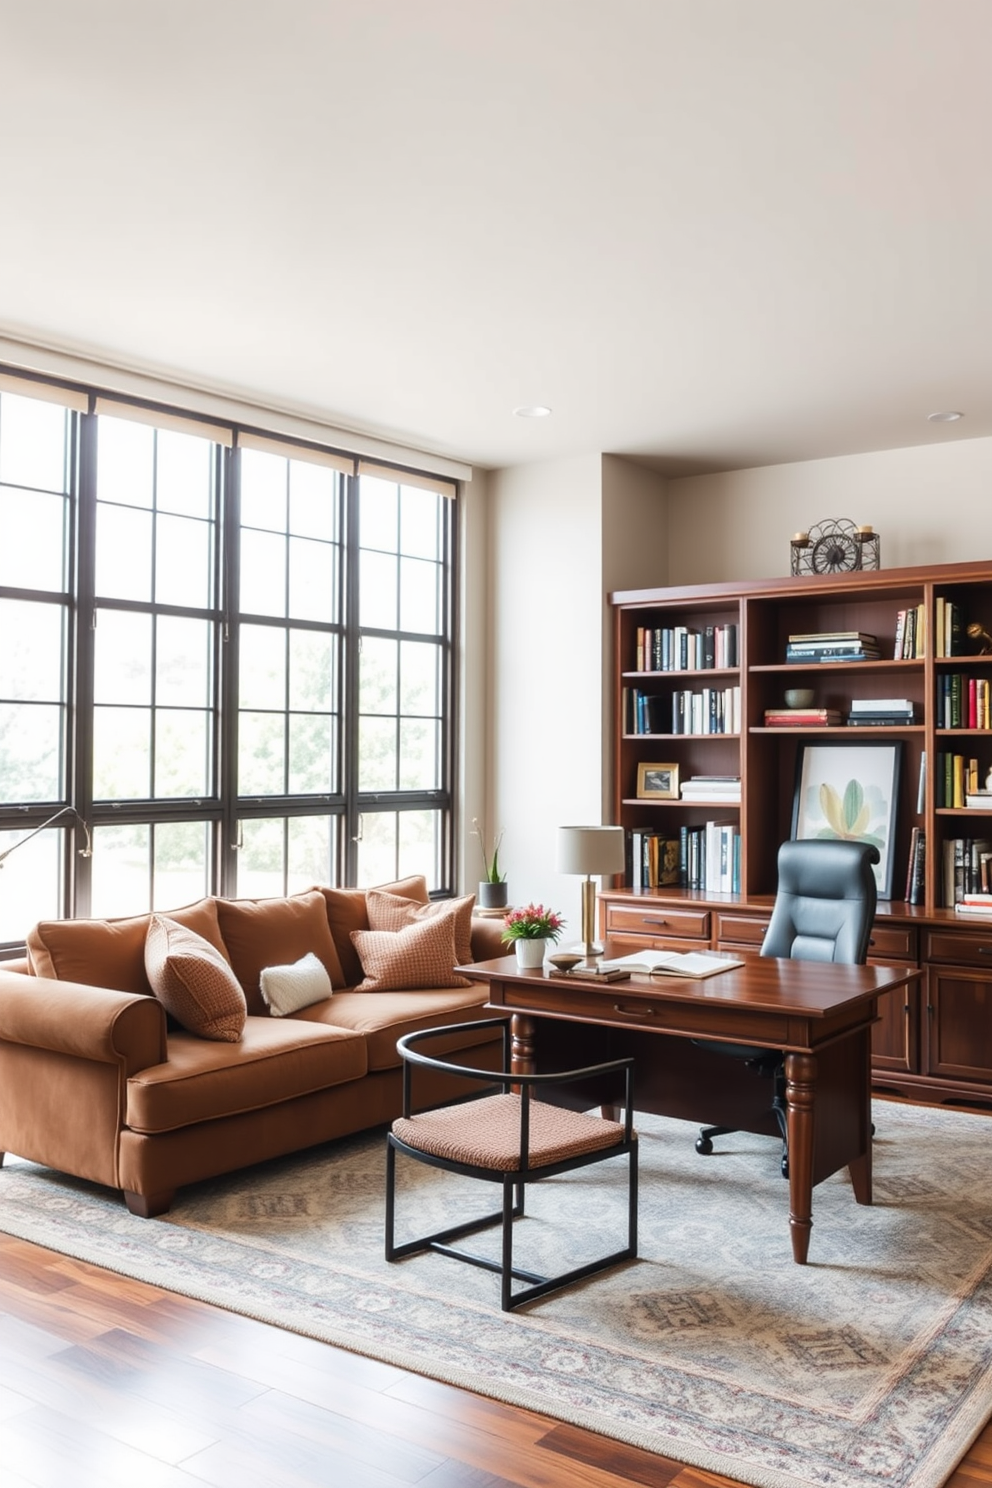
[461,954,921,1264]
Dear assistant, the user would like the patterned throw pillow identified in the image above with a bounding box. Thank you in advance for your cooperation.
[145,915,248,1042]
[259,952,333,1017]
[350,915,471,992]
[365,888,476,968]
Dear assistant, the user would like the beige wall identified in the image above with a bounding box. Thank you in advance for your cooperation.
[457,469,489,896]
[480,433,989,928]
[666,435,992,584]
[485,455,667,935]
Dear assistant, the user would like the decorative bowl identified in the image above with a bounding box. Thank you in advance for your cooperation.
[547,952,583,974]
[784,688,815,709]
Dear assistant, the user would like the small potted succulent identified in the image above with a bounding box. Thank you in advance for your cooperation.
[472,818,508,909]
[500,902,565,969]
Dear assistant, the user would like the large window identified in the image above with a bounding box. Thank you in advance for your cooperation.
[0,378,457,947]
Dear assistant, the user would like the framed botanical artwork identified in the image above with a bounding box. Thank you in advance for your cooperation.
[791,741,902,898]
[636,762,680,800]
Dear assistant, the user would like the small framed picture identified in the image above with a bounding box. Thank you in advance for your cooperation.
[636,762,680,800]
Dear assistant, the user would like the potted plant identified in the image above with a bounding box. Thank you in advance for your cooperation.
[501,903,565,968]
[472,818,508,909]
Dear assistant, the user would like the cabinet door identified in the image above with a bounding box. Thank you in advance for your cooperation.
[923,967,992,1082]
[868,977,918,1073]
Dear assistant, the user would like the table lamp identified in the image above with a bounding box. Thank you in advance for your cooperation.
[557,825,625,965]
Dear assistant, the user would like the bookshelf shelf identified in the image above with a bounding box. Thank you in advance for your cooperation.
[621,797,740,809]
[623,667,740,681]
[750,659,925,674]
[622,733,741,742]
[751,724,925,735]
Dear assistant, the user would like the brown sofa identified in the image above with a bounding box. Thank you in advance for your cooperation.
[0,877,507,1216]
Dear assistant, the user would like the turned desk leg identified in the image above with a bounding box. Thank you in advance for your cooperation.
[848,1028,874,1205]
[785,1051,816,1265]
[510,1013,536,1084]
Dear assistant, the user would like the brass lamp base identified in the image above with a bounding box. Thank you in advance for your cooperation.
[580,875,603,965]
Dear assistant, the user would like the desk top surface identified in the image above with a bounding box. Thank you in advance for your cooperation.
[460,953,920,1019]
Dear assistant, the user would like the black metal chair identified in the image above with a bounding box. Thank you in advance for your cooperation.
[385,1017,638,1311]
[695,838,879,1176]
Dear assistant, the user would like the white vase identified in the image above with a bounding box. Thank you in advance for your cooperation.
[515,938,549,969]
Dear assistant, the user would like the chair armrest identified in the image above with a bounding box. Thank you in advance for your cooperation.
[0,970,167,1076]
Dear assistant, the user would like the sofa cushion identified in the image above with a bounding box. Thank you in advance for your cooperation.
[351,914,470,992]
[314,875,430,987]
[288,985,491,1071]
[126,1018,367,1134]
[260,952,332,1017]
[215,891,345,1015]
[145,916,248,1043]
[26,898,229,994]
[366,888,475,967]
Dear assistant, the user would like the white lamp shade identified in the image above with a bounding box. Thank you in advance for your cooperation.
[557,825,625,876]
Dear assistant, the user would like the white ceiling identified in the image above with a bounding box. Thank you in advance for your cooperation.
[2,0,990,476]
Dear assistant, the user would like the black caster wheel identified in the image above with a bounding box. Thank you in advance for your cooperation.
[695,1136,714,1155]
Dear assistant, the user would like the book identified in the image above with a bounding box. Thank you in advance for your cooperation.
[784,646,881,662]
[965,792,992,809]
[893,610,906,659]
[548,966,631,982]
[845,714,915,726]
[787,631,878,644]
[599,949,745,979]
[764,709,841,726]
[849,698,915,713]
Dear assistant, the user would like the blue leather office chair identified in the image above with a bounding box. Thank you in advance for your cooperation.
[695,838,879,1176]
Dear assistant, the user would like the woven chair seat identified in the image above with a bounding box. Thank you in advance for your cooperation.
[392,1092,626,1172]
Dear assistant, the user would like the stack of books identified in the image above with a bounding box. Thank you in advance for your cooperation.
[846,698,916,726]
[679,775,742,803]
[785,631,881,662]
[955,893,992,916]
[763,706,841,727]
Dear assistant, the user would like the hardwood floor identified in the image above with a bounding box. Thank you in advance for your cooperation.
[0,1234,989,1488]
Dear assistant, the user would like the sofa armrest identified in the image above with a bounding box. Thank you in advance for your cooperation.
[0,970,167,1076]
[469,915,510,963]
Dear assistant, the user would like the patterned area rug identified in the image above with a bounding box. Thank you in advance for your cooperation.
[2,1101,992,1488]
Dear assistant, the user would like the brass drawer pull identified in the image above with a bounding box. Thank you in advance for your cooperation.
[979,948,992,956]
[643,916,668,926]
[614,1003,657,1016]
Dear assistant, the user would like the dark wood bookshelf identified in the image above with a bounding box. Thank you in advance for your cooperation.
[607,558,992,1107]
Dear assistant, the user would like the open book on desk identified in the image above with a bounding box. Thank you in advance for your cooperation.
[598,949,745,979]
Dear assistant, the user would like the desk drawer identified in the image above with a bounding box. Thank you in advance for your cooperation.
[604,905,710,941]
[867,925,918,960]
[924,928,992,968]
[499,977,791,1046]
[715,913,769,949]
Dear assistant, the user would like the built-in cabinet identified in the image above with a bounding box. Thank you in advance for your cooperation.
[604,559,992,1107]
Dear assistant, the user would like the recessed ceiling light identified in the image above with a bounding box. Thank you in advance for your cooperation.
[513,405,552,418]
[927,410,964,422]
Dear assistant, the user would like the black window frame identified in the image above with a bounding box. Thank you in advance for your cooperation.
[0,373,459,951]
